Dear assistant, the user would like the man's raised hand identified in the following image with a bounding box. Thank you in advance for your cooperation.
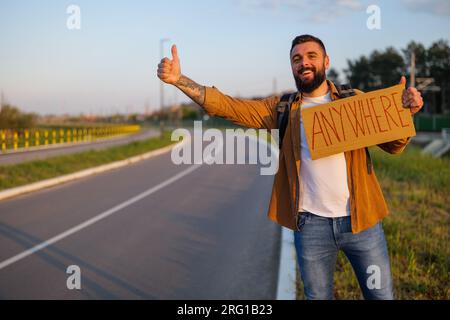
[156,45,205,105]
[157,44,181,85]
[400,76,424,115]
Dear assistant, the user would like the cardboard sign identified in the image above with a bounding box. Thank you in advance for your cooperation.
[301,84,416,160]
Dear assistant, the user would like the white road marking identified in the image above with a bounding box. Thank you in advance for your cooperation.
[0,133,281,276]
[0,163,202,271]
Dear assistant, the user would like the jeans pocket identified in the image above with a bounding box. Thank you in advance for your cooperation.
[296,212,308,232]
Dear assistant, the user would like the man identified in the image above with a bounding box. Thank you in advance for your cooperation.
[157,34,423,300]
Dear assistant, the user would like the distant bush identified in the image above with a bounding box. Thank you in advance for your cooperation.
[0,104,37,129]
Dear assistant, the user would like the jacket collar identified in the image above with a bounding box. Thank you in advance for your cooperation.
[327,80,341,101]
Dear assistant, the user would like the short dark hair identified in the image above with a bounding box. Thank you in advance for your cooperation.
[290,34,326,55]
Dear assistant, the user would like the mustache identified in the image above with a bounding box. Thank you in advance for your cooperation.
[298,66,316,74]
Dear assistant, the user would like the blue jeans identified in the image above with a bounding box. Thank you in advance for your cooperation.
[294,212,394,300]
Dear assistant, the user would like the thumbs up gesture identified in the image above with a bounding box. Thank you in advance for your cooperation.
[399,76,424,115]
[157,44,181,85]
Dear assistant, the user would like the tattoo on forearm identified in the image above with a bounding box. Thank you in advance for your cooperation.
[175,75,205,106]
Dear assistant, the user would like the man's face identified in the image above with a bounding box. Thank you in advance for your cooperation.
[290,41,329,93]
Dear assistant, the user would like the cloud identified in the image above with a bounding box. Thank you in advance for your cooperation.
[400,0,450,17]
[309,0,365,22]
[238,0,365,22]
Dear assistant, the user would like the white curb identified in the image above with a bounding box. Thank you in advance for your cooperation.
[247,133,297,300]
[276,227,297,300]
[0,136,188,202]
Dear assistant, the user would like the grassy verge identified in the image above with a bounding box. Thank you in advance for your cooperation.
[296,145,449,299]
[0,132,175,191]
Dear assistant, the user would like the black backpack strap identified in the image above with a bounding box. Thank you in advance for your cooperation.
[335,83,356,98]
[335,83,372,174]
[276,93,296,148]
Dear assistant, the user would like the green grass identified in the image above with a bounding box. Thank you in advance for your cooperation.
[0,132,175,191]
[296,145,450,300]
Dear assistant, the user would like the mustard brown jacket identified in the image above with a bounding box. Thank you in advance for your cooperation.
[201,80,411,233]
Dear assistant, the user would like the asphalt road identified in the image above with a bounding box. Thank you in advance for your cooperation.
[0,128,160,166]
[0,138,280,299]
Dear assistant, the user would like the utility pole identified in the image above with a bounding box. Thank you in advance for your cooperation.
[410,51,416,87]
[412,49,441,114]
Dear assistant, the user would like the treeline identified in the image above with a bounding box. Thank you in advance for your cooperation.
[0,104,37,129]
[329,39,450,114]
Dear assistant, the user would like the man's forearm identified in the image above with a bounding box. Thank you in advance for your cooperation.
[174,75,205,106]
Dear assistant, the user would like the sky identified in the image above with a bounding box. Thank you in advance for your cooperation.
[0,0,449,116]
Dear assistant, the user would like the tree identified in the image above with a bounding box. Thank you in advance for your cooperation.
[344,56,372,91]
[403,41,428,78]
[345,47,405,91]
[0,104,37,129]
[344,40,450,114]
[427,40,450,113]
[369,47,405,89]
[327,68,340,84]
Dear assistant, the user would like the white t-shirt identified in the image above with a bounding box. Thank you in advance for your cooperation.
[298,91,351,217]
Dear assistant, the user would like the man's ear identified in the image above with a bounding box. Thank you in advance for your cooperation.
[325,55,330,70]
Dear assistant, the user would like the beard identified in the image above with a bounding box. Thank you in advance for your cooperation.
[294,64,326,93]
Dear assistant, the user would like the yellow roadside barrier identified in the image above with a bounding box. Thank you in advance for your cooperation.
[25,130,29,149]
[0,125,140,152]
[44,130,49,146]
[1,130,6,152]
[35,130,40,147]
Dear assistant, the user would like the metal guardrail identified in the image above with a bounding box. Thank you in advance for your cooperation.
[0,125,141,153]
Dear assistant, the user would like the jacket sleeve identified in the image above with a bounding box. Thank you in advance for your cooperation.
[201,86,280,130]
[376,137,412,154]
[353,89,412,155]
